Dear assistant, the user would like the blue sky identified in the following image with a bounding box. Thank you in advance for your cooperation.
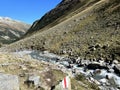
[0,0,61,24]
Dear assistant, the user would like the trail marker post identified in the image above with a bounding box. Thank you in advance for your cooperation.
[62,76,71,90]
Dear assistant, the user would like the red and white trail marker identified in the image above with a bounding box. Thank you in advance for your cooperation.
[62,76,71,90]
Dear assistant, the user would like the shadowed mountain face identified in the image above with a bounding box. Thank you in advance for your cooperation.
[2,0,120,61]
[25,0,80,36]
[0,17,31,44]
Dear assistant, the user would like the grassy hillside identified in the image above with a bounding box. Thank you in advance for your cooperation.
[2,0,120,61]
[25,0,100,36]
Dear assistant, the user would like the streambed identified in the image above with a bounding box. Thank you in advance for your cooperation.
[14,50,120,90]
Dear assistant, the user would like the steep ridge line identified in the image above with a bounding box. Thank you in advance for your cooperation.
[2,0,107,51]
[25,0,102,37]
[1,0,120,62]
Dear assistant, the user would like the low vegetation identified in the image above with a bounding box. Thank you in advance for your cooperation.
[75,74,100,90]
[0,53,100,90]
[0,0,120,90]
[3,0,120,61]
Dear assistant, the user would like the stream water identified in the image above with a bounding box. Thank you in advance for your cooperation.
[14,50,120,90]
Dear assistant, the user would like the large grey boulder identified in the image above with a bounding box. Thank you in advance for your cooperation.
[24,75,40,88]
[0,73,19,90]
[28,75,40,86]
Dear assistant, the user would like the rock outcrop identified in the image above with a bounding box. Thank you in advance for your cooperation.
[0,73,19,90]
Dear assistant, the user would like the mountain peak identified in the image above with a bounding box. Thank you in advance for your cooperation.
[0,16,31,44]
[0,16,23,23]
[0,16,13,20]
[0,17,12,20]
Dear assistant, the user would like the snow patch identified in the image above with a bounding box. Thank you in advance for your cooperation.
[1,36,10,40]
[9,30,20,37]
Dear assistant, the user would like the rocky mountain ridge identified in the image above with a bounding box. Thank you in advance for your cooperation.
[0,17,31,44]
[25,0,102,37]
[25,0,80,36]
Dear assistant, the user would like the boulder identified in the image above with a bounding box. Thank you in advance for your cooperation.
[107,69,114,73]
[99,78,108,85]
[24,75,40,87]
[81,60,90,65]
[113,60,119,64]
[93,69,101,75]
[60,61,69,68]
[86,62,108,70]
[113,64,120,76]
[95,44,102,48]
[0,73,19,90]
[108,76,120,88]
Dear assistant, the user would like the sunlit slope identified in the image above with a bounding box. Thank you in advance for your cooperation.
[25,0,100,36]
[2,0,120,61]
[0,17,30,44]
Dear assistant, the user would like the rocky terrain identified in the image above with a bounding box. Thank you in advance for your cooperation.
[25,0,81,36]
[0,17,30,44]
[2,0,120,61]
[0,0,120,90]
[0,51,100,90]
[0,50,120,90]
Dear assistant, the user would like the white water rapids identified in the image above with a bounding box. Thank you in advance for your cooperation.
[13,50,120,90]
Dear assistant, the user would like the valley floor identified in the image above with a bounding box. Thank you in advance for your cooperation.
[0,50,120,90]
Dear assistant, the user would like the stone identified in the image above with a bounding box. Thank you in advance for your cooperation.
[19,65,27,71]
[19,72,26,77]
[113,64,120,76]
[99,78,108,85]
[88,45,97,51]
[81,60,90,66]
[25,75,40,87]
[60,61,69,67]
[94,79,100,85]
[46,78,51,82]
[0,73,19,90]
[113,60,119,64]
[96,44,102,48]
[107,69,114,73]
[93,69,101,75]
[108,76,118,87]
[102,44,109,49]
[86,62,108,70]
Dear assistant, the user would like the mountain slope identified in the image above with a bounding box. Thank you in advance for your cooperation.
[25,0,100,36]
[0,17,31,44]
[2,0,120,61]
[25,0,80,36]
